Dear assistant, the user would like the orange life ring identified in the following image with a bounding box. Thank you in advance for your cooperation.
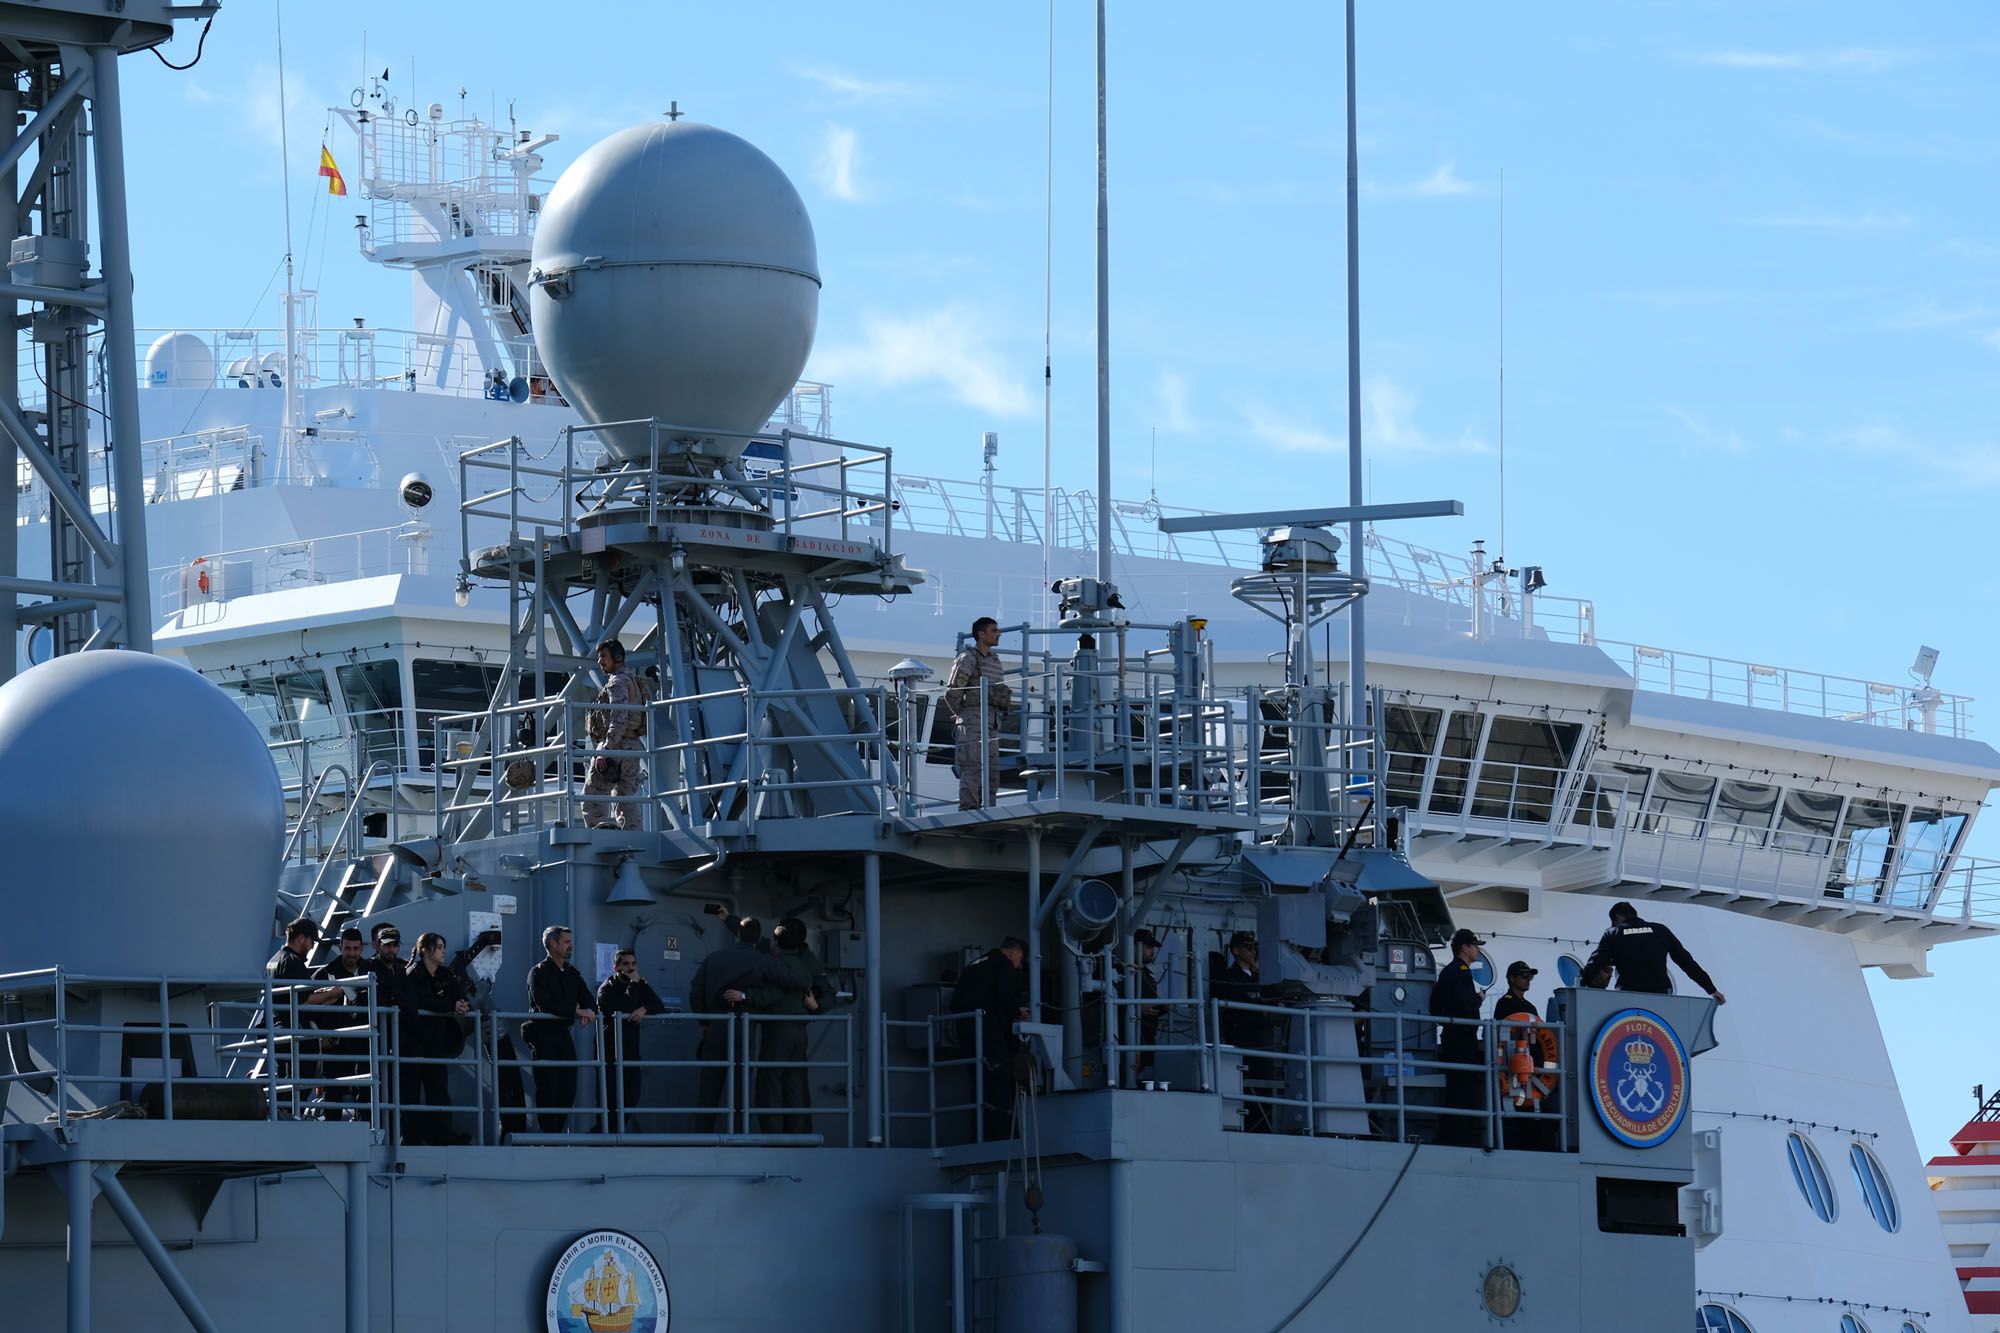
[1496,1020,1560,1109]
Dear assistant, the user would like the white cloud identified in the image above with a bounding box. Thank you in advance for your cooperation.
[1693,48,1913,72]
[1245,377,1485,456]
[813,306,1033,417]
[795,65,932,105]
[1833,424,2000,486]
[816,125,862,202]
[1155,371,1195,433]
[1738,211,1913,231]
[1362,162,1480,200]
[1663,406,1745,453]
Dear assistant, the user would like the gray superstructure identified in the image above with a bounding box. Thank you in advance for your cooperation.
[0,7,1720,1331]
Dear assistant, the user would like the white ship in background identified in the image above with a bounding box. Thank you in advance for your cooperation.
[9,68,1997,1333]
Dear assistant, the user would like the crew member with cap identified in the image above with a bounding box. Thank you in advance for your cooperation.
[1585,902,1726,1003]
[746,918,825,1135]
[582,638,650,831]
[950,936,1029,1139]
[1493,961,1555,1150]
[524,925,597,1133]
[1212,930,1278,1133]
[1429,927,1488,1147]
[688,916,779,1132]
[944,616,1011,810]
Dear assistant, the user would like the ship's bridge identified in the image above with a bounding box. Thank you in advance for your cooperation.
[1378,691,2000,959]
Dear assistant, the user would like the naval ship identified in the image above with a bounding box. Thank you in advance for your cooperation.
[0,4,1988,1331]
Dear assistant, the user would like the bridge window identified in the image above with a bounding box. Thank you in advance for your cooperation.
[1644,771,1716,838]
[1892,808,1965,908]
[1786,1132,1838,1222]
[1427,711,1484,815]
[1849,1142,1899,1233]
[1695,1306,1755,1333]
[1834,799,1905,902]
[337,660,405,769]
[413,658,504,768]
[1472,716,1582,821]
[1382,705,1442,810]
[1572,762,1651,830]
[1712,781,1779,846]
[1774,789,1842,854]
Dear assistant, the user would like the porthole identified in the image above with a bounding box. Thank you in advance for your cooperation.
[1899,1322,1924,1333]
[1840,1315,1870,1333]
[1849,1142,1899,1233]
[1480,1264,1520,1319]
[1696,1304,1754,1333]
[1556,954,1582,987]
[1786,1132,1838,1222]
[1470,950,1495,988]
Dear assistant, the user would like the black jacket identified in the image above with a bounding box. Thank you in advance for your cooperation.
[267,944,313,982]
[1429,958,1481,1054]
[1210,959,1271,1049]
[402,959,470,1057]
[1492,989,1539,1023]
[597,974,667,1020]
[688,943,775,1016]
[1585,916,1716,995]
[951,950,1027,1058]
[526,959,596,1040]
[310,956,366,1028]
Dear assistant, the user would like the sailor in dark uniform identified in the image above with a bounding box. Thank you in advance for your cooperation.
[950,936,1029,1140]
[1212,931,1277,1133]
[1429,927,1487,1147]
[524,925,598,1133]
[688,917,779,1132]
[266,918,319,1096]
[1584,902,1726,1004]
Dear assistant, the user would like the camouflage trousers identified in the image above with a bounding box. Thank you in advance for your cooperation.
[583,744,644,829]
[953,713,1002,810]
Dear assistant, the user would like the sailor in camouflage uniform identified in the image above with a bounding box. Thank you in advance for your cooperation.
[944,616,1010,810]
[583,638,649,830]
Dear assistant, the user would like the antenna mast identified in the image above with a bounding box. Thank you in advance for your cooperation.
[1342,0,1367,756]
[275,2,302,483]
[1094,0,1113,585]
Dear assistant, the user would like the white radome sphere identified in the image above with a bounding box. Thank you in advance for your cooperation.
[0,652,285,978]
[144,331,215,389]
[530,120,820,464]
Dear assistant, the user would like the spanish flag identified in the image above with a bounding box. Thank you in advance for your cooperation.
[318,146,347,197]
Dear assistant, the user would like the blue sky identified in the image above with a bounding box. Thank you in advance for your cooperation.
[124,3,1999,1153]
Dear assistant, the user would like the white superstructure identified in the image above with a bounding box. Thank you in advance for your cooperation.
[7,89,1993,1333]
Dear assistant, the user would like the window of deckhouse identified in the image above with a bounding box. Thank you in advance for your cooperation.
[218,669,336,784]
[1571,762,1651,831]
[1786,1132,1838,1222]
[1892,808,1966,909]
[1834,799,1905,902]
[1840,1316,1871,1333]
[1773,788,1843,854]
[1470,716,1582,822]
[1849,1142,1899,1233]
[1695,1306,1755,1333]
[1643,771,1717,838]
[1382,705,1442,811]
[337,660,405,770]
[1426,711,1484,816]
[1712,781,1779,846]
[412,658,504,768]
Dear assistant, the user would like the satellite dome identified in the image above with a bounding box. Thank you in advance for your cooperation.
[0,652,284,978]
[144,332,214,389]
[529,120,820,464]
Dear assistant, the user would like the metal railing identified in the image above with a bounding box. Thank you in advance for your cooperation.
[882,1011,987,1150]
[154,521,436,616]
[0,971,856,1147]
[1599,639,1972,738]
[0,970,383,1133]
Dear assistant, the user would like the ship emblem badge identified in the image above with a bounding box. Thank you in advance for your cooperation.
[545,1230,669,1333]
[1587,1008,1689,1149]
